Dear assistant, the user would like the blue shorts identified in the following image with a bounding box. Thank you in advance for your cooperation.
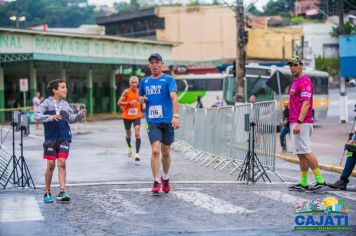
[146,122,174,145]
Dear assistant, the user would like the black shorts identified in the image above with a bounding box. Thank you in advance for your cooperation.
[146,122,174,145]
[43,140,70,160]
[123,118,141,130]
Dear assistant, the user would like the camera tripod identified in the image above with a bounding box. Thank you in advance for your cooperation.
[0,122,20,188]
[2,117,35,189]
[237,120,271,183]
[339,116,356,165]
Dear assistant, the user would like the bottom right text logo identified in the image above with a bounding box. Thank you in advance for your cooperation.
[294,197,351,231]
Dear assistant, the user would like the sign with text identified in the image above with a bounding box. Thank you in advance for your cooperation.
[0,31,173,65]
[19,78,28,92]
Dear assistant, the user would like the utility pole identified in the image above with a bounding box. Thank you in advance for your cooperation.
[339,0,348,123]
[235,0,246,102]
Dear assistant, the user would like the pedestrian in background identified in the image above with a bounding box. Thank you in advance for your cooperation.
[280,101,290,152]
[211,96,223,107]
[32,91,43,129]
[117,76,144,161]
[328,130,356,190]
[287,56,327,193]
[196,96,204,109]
[35,79,86,203]
[139,53,179,194]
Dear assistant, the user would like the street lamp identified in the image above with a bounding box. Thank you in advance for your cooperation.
[9,15,26,29]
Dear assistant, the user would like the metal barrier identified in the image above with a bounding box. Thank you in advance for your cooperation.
[173,101,282,181]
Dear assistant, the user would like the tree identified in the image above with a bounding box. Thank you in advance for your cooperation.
[331,21,356,37]
[262,0,294,17]
[0,0,95,28]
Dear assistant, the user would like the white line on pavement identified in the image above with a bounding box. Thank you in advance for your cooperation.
[35,180,292,188]
[0,196,44,222]
[327,191,356,202]
[253,190,309,205]
[173,191,254,214]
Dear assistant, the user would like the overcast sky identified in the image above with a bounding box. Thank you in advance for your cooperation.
[86,0,269,11]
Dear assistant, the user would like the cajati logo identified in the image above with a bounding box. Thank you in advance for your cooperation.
[294,197,351,231]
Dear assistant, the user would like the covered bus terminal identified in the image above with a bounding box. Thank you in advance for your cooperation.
[0,27,174,121]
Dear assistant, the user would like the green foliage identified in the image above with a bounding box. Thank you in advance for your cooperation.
[187,0,201,6]
[331,22,356,37]
[0,0,95,28]
[315,56,339,77]
[288,16,314,25]
[262,0,294,17]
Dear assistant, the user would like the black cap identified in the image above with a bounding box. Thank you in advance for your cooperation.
[148,53,163,62]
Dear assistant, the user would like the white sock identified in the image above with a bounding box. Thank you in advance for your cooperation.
[154,178,160,183]
[163,173,169,180]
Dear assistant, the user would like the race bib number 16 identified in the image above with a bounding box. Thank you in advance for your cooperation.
[148,105,163,118]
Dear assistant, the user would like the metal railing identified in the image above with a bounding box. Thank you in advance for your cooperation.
[173,101,282,180]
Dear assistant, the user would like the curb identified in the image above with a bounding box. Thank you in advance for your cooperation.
[276,152,356,177]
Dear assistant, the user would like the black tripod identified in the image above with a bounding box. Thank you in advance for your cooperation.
[0,122,20,188]
[3,118,35,189]
[237,119,271,183]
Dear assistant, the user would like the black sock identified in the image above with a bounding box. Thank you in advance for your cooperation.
[136,138,141,153]
[126,137,131,147]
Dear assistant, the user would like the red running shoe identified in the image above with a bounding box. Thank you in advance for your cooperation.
[161,177,171,193]
[151,181,161,193]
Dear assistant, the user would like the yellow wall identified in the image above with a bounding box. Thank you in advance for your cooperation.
[156,6,236,61]
[246,28,303,60]
[155,6,303,62]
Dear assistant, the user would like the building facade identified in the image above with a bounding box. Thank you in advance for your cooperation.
[0,28,174,120]
[98,6,304,64]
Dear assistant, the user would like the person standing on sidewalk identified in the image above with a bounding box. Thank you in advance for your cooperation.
[35,79,86,203]
[117,76,144,161]
[287,56,327,193]
[280,101,290,152]
[139,53,180,194]
[32,91,43,129]
[328,131,356,190]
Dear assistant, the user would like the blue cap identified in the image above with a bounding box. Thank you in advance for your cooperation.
[148,53,163,62]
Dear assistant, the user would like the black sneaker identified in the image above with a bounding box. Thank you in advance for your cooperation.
[306,182,327,193]
[57,190,71,202]
[328,180,347,190]
[288,183,308,192]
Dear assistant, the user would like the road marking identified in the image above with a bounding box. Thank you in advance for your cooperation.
[36,180,290,188]
[173,191,253,214]
[327,191,356,202]
[88,191,145,215]
[113,187,203,192]
[253,191,308,205]
[0,196,44,222]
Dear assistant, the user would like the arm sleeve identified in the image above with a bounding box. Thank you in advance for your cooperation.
[168,77,177,92]
[34,100,53,122]
[300,80,313,101]
[68,103,83,124]
[139,79,144,96]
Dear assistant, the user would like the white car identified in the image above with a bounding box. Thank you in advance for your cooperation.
[349,78,356,87]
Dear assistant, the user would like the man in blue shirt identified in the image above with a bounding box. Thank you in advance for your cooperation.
[139,53,180,193]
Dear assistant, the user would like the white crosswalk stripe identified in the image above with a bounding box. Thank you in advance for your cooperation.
[253,190,309,205]
[0,196,44,222]
[327,191,356,202]
[173,191,253,214]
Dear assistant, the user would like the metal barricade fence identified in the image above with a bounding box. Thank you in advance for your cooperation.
[173,100,278,179]
[252,101,277,171]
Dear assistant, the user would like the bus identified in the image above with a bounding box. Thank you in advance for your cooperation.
[175,73,226,107]
[223,64,329,121]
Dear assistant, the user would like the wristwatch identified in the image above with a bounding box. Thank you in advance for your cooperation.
[297,119,303,124]
[173,113,180,118]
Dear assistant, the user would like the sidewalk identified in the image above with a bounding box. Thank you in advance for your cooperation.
[276,120,356,177]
